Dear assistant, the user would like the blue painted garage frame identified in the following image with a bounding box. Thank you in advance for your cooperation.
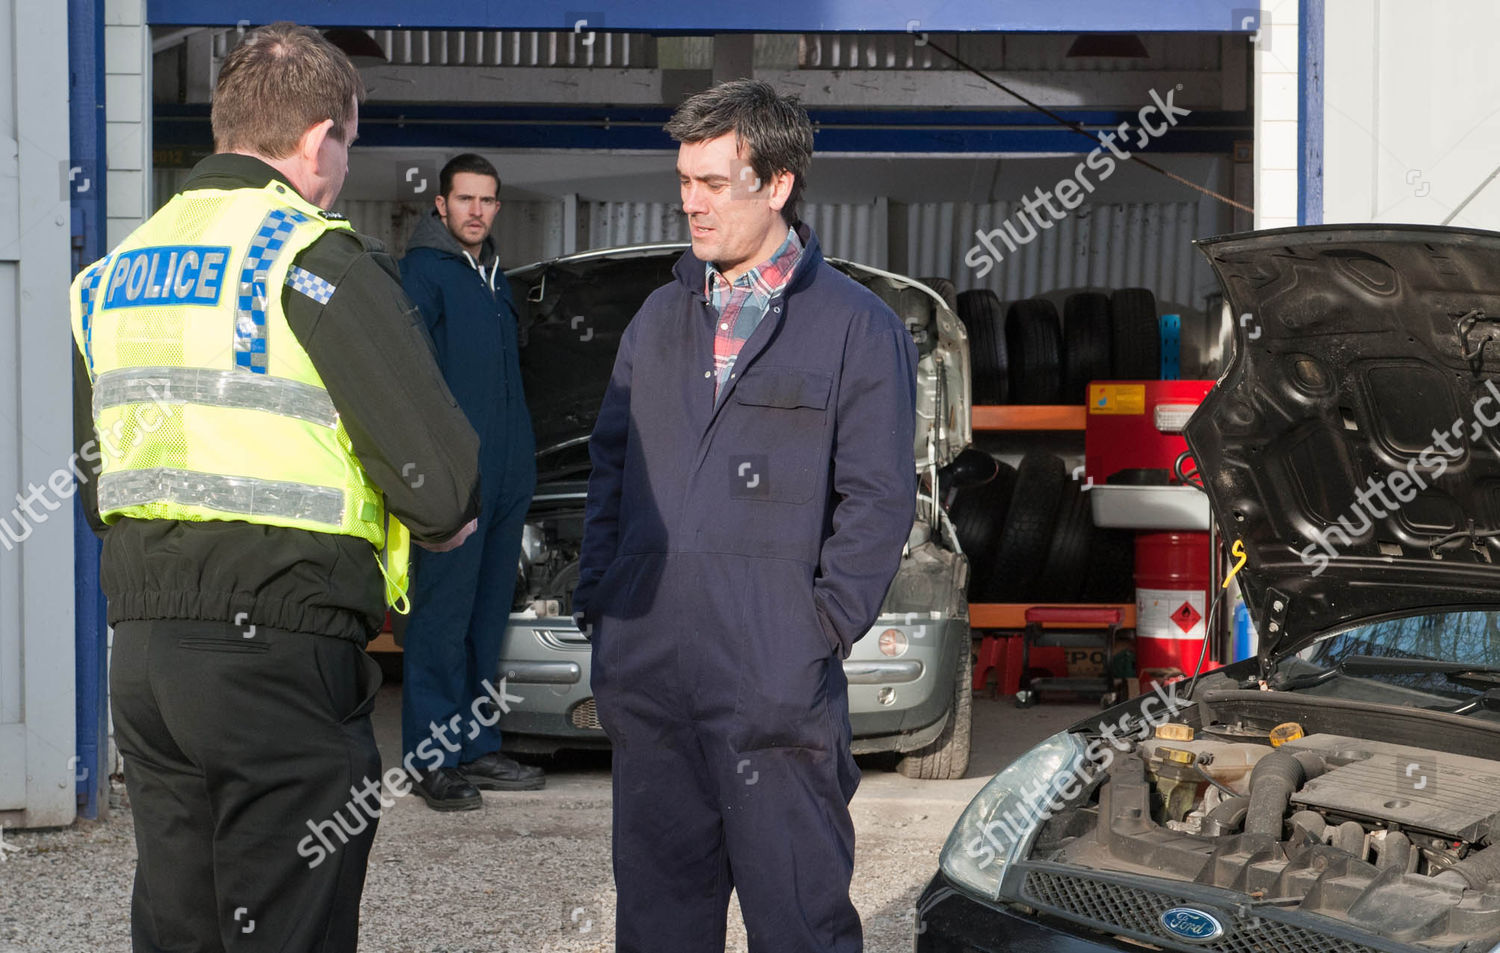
[155,104,1254,155]
[68,0,109,822]
[148,0,1279,34]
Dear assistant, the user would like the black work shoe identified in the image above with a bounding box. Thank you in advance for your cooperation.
[412,767,482,811]
[459,752,546,791]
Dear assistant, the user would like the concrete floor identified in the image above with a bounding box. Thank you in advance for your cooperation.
[0,684,1093,953]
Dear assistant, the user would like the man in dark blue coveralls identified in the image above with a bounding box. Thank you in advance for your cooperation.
[575,82,918,952]
[400,154,543,809]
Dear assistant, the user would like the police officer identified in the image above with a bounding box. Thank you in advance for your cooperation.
[69,23,480,952]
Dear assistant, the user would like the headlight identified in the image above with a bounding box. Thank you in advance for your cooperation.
[878,628,909,657]
[520,523,548,569]
[938,731,1088,900]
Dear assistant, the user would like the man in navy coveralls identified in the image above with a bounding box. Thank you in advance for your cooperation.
[400,154,542,808]
[574,79,918,953]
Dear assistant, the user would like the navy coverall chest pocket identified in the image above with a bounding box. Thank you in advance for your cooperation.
[726,366,833,505]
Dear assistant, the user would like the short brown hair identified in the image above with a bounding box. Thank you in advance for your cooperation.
[212,22,365,158]
[665,80,814,226]
[440,154,501,197]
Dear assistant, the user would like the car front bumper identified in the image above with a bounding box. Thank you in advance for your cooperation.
[916,859,1426,953]
[496,614,966,753]
[847,615,967,754]
[914,874,1141,953]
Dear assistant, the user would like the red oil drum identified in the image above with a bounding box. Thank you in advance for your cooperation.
[1135,531,1212,679]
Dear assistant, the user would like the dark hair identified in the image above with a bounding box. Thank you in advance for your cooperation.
[440,154,501,197]
[664,80,813,226]
[212,22,365,158]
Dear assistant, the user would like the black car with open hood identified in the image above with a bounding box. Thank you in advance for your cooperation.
[916,225,1500,953]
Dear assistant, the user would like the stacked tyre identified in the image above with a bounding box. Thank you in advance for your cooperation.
[956,289,1009,404]
[948,459,1015,600]
[957,286,1162,403]
[947,450,1134,602]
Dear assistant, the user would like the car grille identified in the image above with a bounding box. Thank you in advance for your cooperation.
[1021,869,1397,953]
[569,698,603,731]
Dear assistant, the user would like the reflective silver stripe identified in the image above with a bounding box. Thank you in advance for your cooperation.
[92,366,338,429]
[98,469,345,527]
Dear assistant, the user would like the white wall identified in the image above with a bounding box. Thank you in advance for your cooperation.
[1254,0,1302,229]
[106,0,150,247]
[1324,0,1500,226]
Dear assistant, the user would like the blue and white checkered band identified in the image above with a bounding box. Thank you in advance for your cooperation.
[286,265,337,305]
[77,255,113,376]
[234,208,308,374]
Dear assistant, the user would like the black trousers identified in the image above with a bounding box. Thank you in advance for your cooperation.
[111,620,384,953]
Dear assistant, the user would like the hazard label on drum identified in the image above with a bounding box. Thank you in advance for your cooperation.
[1137,588,1206,640]
[1172,601,1202,633]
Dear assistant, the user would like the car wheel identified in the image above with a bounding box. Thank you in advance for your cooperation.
[988,452,1067,601]
[1062,292,1112,403]
[897,642,974,780]
[919,276,958,314]
[957,289,1009,404]
[949,461,1016,600]
[1110,287,1160,379]
[1006,298,1063,404]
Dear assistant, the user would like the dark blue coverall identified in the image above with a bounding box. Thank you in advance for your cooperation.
[574,226,917,953]
[399,209,536,765]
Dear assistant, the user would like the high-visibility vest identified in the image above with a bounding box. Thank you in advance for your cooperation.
[68,180,412,612]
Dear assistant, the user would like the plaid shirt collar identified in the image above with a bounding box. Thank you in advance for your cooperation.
[704,227,804,302]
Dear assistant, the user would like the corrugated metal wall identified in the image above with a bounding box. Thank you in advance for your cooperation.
[204,29,1224,73]
[904,199,1223,314]
[371,29,655,68]
[206,28,656,68]
[584,200,688,249]
[803,201,888,268]
[339,199,569,264]
[151,174,568,267]
[190,30,1219,73]
[336,199,890,269]
[580,199,888,267]
[156,171,1221,314]
[174,30,1223,86]
[797,32,1223,71]
[338,199,423,256]
[563,198,1218,312]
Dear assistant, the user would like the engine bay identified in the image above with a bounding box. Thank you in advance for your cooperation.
[513,497,585,616]
[1031,703,1500,949]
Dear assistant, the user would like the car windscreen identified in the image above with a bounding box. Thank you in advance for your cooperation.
[1295,611,1500,701]
[510,254,679,474]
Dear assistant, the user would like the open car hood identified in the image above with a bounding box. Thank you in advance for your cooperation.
[1185,224,1500,666]
[507,243,970,482]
